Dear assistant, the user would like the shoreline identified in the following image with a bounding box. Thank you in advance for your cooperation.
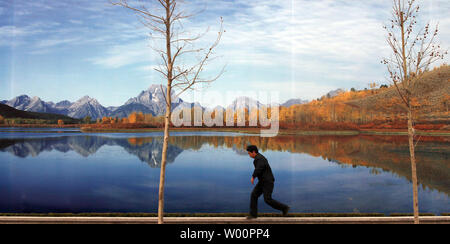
[1,124,449,136]
[80,126,450,136]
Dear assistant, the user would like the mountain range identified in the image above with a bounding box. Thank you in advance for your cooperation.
[0,84,311,120]
[0,103,81,123]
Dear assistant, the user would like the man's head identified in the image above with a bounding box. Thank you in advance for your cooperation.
[246,145,259,158]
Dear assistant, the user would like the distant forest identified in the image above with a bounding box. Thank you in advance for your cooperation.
[84,65,450,131]
[2,65,449,131]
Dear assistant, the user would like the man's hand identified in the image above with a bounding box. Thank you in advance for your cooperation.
[251,177,255,185]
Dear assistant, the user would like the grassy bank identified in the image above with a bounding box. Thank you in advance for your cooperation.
[79,126,361,135]
[359,129,450,136]
[80,126,264,134]
[79,126,450,136]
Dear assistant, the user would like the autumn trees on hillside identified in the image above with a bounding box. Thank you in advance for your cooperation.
[94,75,449,131]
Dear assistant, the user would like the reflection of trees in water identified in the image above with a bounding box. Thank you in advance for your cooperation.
[0,134,448,194]
[168,135,450,195]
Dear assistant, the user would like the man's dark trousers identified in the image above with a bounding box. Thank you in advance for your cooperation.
[250,180,288,217]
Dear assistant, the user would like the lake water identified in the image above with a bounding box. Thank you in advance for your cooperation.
[0,127,448,214]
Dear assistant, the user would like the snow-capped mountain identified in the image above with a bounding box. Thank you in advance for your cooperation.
[227,96,265,111]
[67,96,110,119]
[326,88,345,98]
[125,84,178,106]
[106,106,119,112]
[281,98,308,107]
[110,84,200,118]
[2,85,313,120]
[109,103,155,118]
[52,100,73,115]
[121,84,183,116]
[26,96,53,113]
[1,94,109,119]
[4,95,59,114]
[2,85,198,119]
[5,95,33,111]
[54,100,73,109]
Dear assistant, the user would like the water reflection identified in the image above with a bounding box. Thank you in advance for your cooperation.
[0,134,448,195]
[0,136,182,168]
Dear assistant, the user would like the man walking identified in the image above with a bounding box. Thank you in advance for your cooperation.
[246,145,289,219]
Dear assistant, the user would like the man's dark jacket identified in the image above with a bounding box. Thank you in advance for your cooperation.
[252,153,275,182]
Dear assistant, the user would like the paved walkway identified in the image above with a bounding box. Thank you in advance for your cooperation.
[0,216,449,224]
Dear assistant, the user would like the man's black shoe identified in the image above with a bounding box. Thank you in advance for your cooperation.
[282,207,290,217]
[246,215,257,220]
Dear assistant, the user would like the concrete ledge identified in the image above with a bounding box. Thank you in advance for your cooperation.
[0,216,449,224]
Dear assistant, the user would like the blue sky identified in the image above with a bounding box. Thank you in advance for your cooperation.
[0,0,449,107]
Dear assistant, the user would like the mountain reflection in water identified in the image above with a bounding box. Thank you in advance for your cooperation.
[0,134,448,196]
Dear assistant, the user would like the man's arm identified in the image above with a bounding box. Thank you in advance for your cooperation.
[252,158,265,179]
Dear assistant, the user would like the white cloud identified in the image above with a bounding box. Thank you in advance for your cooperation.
[136,64,162,72]
[69,19,83,25]
[36,37,81,48]
[219,1,388,65]
[3,0,449,103]
[120,0,449,101]
[248,80,336,102]
[0,23,50,46]
[88,41,155,68]
[0,25,40,37]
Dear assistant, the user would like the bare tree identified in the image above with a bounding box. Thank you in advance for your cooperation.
[382,0,447,224]
[110,0,224,224]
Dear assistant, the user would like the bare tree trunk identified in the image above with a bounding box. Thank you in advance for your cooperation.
[407,108,419,224]
[158,0,173,224]
[401,9,419,224]
[383,0,446,224]
[158,93,171,224]
[158,110,169,223]
[111,0,223,224]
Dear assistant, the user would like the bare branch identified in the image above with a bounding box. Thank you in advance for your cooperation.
[383,0,446,105]
[173,17,224,98]
[109,0,165,22]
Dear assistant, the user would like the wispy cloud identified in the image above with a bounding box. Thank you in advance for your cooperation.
[69,19,83,25]
[248,80,336,101]
[36,37,81,48]
[1,0,449,106]
[213,1,388,69]
[136,64,162,72]
[0,23,51,46]
[0,24,44,37]
[88,41,155,68]
[89,0,450,100]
